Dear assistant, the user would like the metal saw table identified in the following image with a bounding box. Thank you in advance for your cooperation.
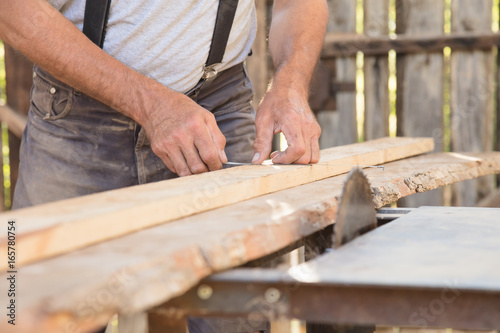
[151,206,500,331]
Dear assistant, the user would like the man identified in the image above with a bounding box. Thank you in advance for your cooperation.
[0,0,327,206]
[0,0,328,331]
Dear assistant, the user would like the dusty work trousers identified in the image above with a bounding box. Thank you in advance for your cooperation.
[13,63,269,333]
[13,63,256,207]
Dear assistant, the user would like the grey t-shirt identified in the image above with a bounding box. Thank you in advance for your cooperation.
[47,0,257,93]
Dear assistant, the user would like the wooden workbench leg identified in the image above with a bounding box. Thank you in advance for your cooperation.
[148,311,187,333]
[117,312,148,333]
[453,329,500,333]
[306,323,375,333]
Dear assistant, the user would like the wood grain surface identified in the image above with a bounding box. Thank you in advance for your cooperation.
[2,150,499,333]
[0,137,434,270]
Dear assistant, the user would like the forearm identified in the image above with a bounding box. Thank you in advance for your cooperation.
[0,0,171,125]
[269,0,328,97]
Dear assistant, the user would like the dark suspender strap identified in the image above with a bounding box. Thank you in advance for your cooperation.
[83,0,112,48]
[205,0,239,67]
[82,0,238,76]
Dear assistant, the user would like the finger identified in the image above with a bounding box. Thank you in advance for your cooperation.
[270,151,280,159]
[162,154,177,174]
[310,135,320,164]
[272,129,306,164]
[253,115,274,164]
[294,130,312,165]
[205,114,228,164]
[181,142,211,174]
[194,123,223,171]
[194,137,222,172]
[168,148,192,177]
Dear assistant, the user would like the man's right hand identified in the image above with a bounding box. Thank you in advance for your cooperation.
[142,93,228,177]
[0,0,227,177]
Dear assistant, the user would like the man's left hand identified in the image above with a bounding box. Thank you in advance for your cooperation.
[252,85,321,165]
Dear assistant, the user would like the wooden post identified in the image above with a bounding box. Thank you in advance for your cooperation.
[0,132,3,212]
[396,0,445,207]
[4,44,33,206]
[450,0,494,206]
[0,46,4,211]
[498,2,500,188]
[148,312,187,333]
[246,0,281,154]
[363,0,390,140]
[115,313,148,333]
[317,0,358,149]
[246,0,270,110]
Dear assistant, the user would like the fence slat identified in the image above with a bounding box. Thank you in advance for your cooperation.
[317,0,358,149]
[4,44,33,207]
[498,3,500,188]
[396,0,445,207]
[450,0,495,206]
[246,0,269,109]
[0,111,3,211]
[364,0,390,140]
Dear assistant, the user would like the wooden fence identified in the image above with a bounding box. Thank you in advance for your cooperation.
[247,0,500,208]
[1,0,500,211]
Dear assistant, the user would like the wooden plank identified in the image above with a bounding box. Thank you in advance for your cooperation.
[0,104,27,138]
[396,0,445,207]
[450,0,495,206]
[318,0,358,148]
[322,32,500,57]
[3,151,500,333]
[0,137,434,269]
[363,0,390,140]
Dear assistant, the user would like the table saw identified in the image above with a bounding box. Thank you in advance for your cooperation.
[1,137,499,333]
[149,169,500,332]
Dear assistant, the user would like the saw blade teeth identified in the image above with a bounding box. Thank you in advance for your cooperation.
[334,167,376,248]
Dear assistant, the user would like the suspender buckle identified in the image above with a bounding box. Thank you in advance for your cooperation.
[202,64,219,80]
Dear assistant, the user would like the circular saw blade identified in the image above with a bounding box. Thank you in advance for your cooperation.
[334,168,377,248]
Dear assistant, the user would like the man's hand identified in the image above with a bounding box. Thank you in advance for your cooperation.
[144,94,227,177]
[252,0,328,165]
[253,85,321,164]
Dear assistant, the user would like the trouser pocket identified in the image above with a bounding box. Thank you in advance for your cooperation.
[30,66,74,120]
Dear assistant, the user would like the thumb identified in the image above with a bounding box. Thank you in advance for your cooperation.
[253,118,274,164]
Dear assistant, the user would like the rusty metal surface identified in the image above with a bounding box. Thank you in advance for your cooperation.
[155,272,500,330]
[154,207,500,330]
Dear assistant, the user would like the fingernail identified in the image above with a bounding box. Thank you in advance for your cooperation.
[252,153,260,163]
[221,150,228,163]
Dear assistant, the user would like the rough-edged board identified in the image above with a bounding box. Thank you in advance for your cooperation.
[2,151,499,333]
[0,137,433,269]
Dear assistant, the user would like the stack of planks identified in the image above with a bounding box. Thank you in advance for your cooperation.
[1,137,500,333]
